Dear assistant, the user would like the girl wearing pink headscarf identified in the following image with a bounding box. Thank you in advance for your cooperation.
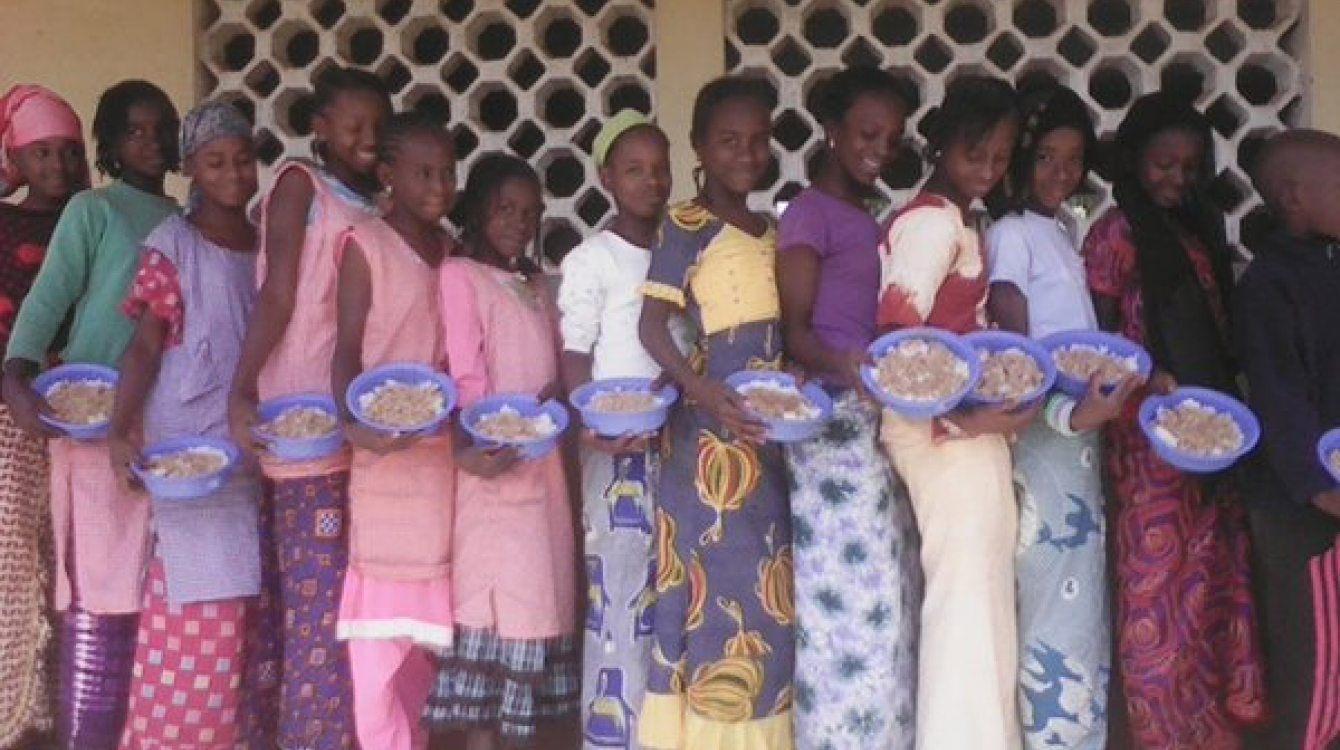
[0,83,88,749]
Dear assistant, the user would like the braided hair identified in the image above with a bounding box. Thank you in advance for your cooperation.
[375,110,450,166]
[689,75,776,149]
[91,80,179,177]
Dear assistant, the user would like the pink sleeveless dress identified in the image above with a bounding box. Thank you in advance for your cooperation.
[335,219,454,648]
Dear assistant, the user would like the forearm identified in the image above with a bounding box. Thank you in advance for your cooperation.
[782,321,849,377]
[108,330,163,439]
[639,303,703,392]
[560,351,593,398]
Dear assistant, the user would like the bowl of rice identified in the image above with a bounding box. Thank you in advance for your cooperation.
[461,394,569,460]
[962,330,1056,408]
[346,364,457,437]
[1138,387,1259,473]
[570,377,678,438]
[725,370,832,443]
[859,327,980,418]
[32,363,119,441]
[131,435,239,500]
[1042,330,1151,398]
[252,393,345,461]
[1318,428,1340,485]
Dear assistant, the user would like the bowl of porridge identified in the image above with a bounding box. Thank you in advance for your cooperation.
[1138,387,1259,473]
[1042,330,1151,398]
[963,331,1056,408]
[1318,428,1340,484]
[725,370,832,443]
[860,327,980,418]
[253,393,345,461]
[570,377,678,438]
[461,394,570,460]
[33,364,119,441]
[131,435,239,500]
[346,364,457,436]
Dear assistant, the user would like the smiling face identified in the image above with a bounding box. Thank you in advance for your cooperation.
[378,130,457,226]
[599,126,671,222]
[1027,126,1086,214]
[694,96,772,199]
[826,91,906,187]
[312,88,391,179]
[1137,126,1205,209]
[115,100,176,182]
[185,135,258,211]
[480,175,542,260]
[8,136,88,205]
[940,117,1018,202]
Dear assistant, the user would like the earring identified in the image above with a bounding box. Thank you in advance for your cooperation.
[827,137,835,149]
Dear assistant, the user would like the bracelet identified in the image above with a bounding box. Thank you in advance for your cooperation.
[1043,393,1081,437]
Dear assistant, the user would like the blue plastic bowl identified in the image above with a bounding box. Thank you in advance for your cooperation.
[570,378,678,438]
[252,393,345,462]
[859,327,981,418]
[33,363,118,441]
[346,363,457,436]
[962,330,1057,408]
[1318,428,1340,484]
[1138,387,1260,473]
[131,435,239,500]
[461,394,570,460]
[726,370,833,443]
[1041,329,1152,398]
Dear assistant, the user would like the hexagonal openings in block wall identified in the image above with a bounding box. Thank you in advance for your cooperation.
[736,5,781,47]
[338,20,384,67]
[1013,0,1059,39]
[606,13,650,57]
[942,1,992,45]
[802,5,849,49]
[476,86,519,132]
[541,11,584,59]
[1087,0,1133,37]
[274,20,322,69]
[872,3,919,47]
[470,15,517,62]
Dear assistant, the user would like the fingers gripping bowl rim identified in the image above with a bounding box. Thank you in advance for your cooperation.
[1041,329,1152,399]
[724,370,833,443]
[859,327,981,419]
[569,377,679,438]
[33,363,119,441]
[460,393,570,460]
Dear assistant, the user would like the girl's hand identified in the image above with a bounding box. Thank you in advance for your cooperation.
[1069,372,1144,432]
[688,376,768,445]
[227,389,262,458]
[841,348,873,397]
[581,429,653,455]
[457,444,522,478]
[536,380,562,404]
[344,421,419,454]
[1148,368,1178,395]
[107,432,143,491]
[2,371,60,438]
[945,399,1042,439]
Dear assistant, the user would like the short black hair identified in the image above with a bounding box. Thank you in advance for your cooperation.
[313,65,392,116]
[689,75,776,148]
[813,66,909,127]
[92,79,180,177]
[376,111,451,165]
[924,74,1018,158]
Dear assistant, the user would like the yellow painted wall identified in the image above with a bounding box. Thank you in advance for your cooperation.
[655,0,726,202]
[0,0,196,195]
[1307,0,1340,133]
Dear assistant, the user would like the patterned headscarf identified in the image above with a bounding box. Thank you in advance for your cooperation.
[0,85,85,197]
[178,100,251,162]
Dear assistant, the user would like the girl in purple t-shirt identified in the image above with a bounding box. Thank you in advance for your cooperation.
[776,67,922,750]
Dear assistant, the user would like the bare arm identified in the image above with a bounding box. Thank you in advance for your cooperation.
[639,297,765,443]
[107,312,167,486]
[560,351,593,398]
[986,281,1029,336]
[227,169,315,449]
[331,239,370,423]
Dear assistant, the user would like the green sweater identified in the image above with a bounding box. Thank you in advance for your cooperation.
[6,180,178,369]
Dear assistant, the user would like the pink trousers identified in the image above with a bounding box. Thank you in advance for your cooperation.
[348,637,436,750]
